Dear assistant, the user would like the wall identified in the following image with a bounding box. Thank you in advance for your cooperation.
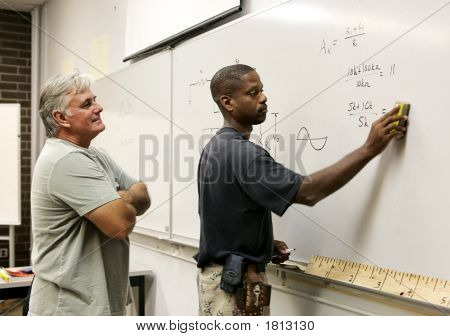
[42,0,128,79]
[0,9,32,266]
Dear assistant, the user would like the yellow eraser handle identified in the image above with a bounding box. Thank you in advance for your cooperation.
[392,101,410,128]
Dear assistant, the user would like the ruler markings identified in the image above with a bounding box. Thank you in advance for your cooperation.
[411,275,421,300]
[353,264,361,284]
[379,269,389,291]
[305,255,450,308]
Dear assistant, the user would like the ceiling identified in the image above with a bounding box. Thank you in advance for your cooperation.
[0,0,46,12]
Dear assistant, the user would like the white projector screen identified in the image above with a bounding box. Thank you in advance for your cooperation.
[125,0,240,57]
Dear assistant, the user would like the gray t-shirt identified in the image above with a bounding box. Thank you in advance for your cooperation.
[29,138,137,315]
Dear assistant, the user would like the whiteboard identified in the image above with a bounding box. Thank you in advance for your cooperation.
[125,0,240,57]
[0,104,21,225]
[92,50,171,237]
[171,0,450,279]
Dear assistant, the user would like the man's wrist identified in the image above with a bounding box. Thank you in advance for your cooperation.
[359,144,376,161]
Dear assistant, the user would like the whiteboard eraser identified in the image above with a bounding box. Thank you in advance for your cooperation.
[394,101,410,128]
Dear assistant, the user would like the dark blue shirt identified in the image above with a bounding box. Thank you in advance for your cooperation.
[195,127,303,268]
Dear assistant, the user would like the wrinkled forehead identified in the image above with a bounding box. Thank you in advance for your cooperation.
[66,88,94,106]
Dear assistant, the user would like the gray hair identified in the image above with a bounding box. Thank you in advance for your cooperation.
[39,72,92,137]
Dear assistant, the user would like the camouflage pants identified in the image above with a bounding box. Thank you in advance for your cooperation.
[197,263,270,316]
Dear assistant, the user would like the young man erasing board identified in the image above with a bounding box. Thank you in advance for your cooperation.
[195,64,408,316]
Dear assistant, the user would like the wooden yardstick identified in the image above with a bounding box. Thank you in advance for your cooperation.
[305,255,450,307]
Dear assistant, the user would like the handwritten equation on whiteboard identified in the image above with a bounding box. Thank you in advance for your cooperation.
[320,22,366,55]
[321,22,399,128]
[345,61,397,128]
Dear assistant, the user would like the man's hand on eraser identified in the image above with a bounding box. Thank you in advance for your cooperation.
[362,104,409,157]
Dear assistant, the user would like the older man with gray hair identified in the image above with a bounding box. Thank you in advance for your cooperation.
[29,72,150,315]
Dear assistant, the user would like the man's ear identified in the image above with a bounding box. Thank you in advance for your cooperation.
[52,110,70,128]
[219,94,233,113]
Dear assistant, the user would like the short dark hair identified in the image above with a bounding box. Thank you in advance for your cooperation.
[210,64,255,106]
